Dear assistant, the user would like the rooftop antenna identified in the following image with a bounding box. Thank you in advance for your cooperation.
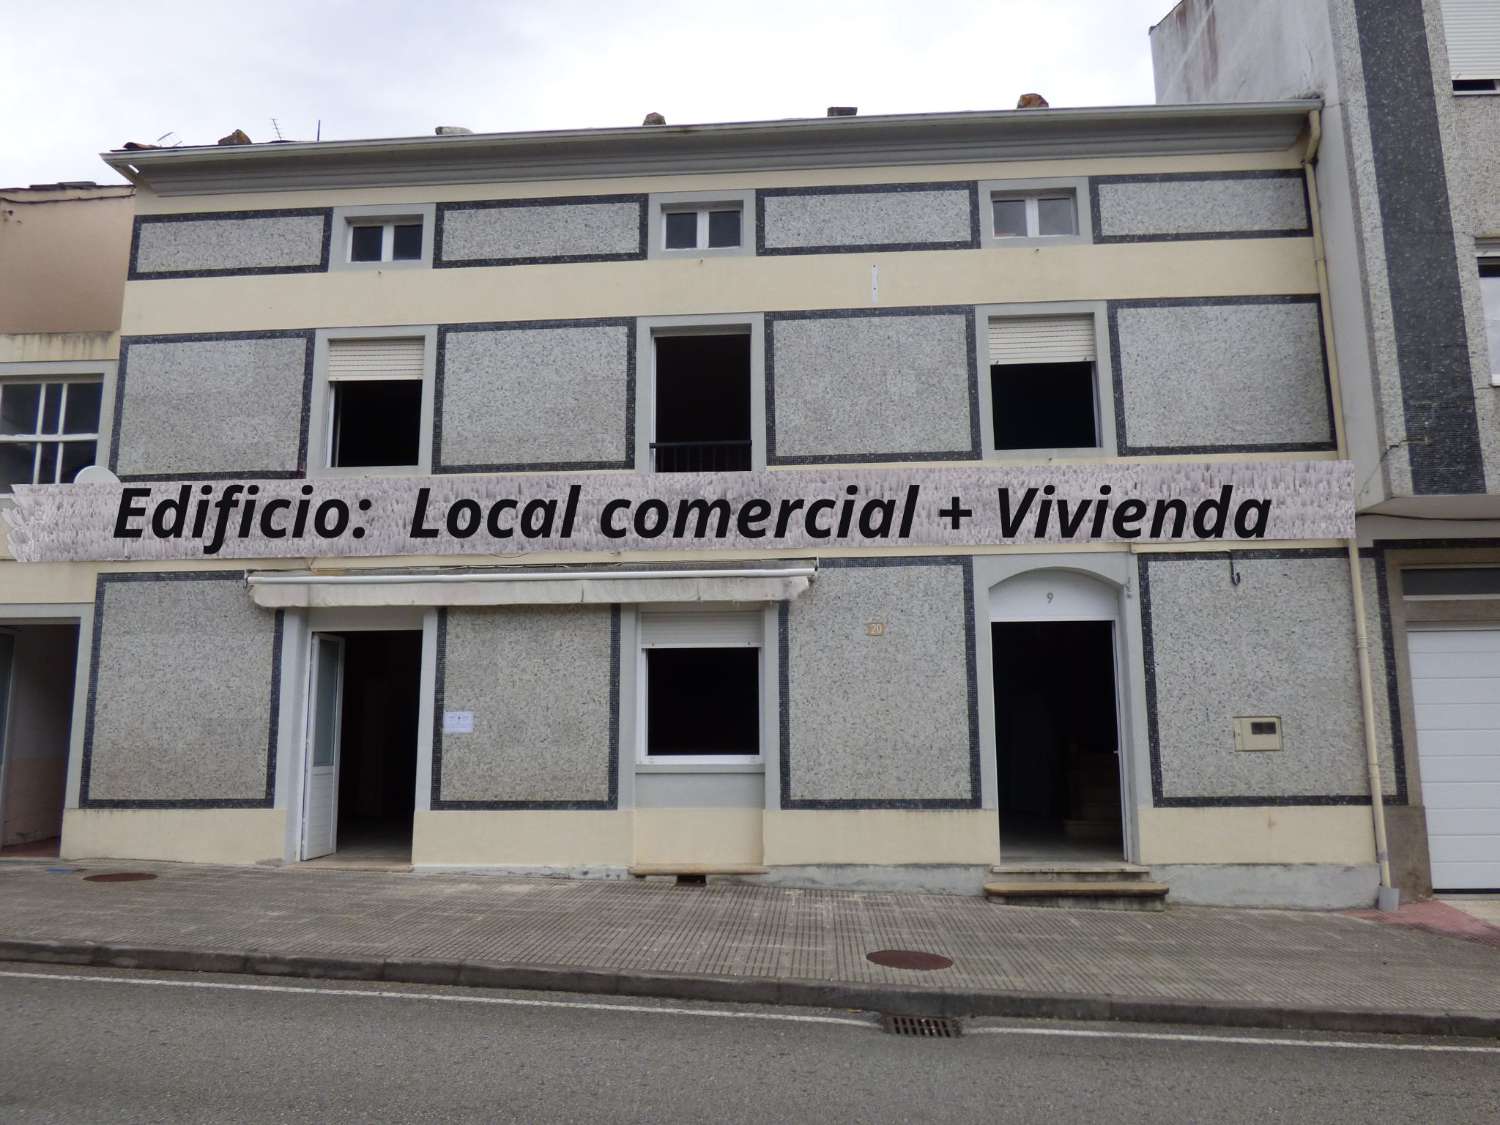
[316,119,321,142]
[155,131,178,146]
[270,117,285,140]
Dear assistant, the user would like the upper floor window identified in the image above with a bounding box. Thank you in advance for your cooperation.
[318,335,432,471]
[991,191,1078,240]
[0,377,102,492]
[1480,255,1500,386]
[348,219,423,263]
[647,190,756,260]
[330,204,436,271]
[1442,0,1500,92]
[988,314,1100,452]
[651,330,752,472]
[663,205,742,252]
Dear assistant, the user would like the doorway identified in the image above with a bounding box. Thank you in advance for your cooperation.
[0,624,79,860]
[301,630,421,864]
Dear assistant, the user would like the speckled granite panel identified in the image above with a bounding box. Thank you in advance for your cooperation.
[441,201,642,262]
[762,189,972,249]
[134,214,326,273]
[438,606,614,804]
[114,336,308,476]
[771,312,973,459]
[1147,555,1369,799]
[1096,176,1308,237]
[439,324,629,468]
[87,578,276,802]
[784,562,974,803]
[1116,301,1331,450]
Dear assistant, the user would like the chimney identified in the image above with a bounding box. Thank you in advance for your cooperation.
[642,112,666,126]
[826,106,857,117]
[1016,93,1050,109]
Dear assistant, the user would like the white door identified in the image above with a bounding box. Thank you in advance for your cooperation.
[301,634,345,861]
[0,630,15,847]
[1409,627,1500,890]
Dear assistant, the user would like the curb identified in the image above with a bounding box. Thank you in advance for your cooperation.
[2,937,1497,1040]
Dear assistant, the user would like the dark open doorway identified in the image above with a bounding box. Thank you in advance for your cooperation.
[992,621,1123,860]
[0,624,78,860]
[333,630,421,861]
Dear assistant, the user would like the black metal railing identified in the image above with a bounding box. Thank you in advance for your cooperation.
[650,440,753,473]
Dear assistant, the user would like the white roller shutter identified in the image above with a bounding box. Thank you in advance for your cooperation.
[1443,0,1500,79]
[639,611,763,647]
[1409,627,1500,890]
[327,338,425,381]
[988,315,1096,366]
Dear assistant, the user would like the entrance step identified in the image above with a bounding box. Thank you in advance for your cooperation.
[984,877,1168,911]
[629,865,769,878]
[990,861,1153,883]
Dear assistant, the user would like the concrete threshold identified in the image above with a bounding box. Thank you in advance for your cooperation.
[2,937,1496,1041]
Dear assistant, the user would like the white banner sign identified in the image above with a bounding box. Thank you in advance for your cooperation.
[5,462,1355,563]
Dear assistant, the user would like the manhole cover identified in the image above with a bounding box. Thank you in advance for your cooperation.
[866,949,954,971]
[83,872,157,883]
[880,1013,963,1038]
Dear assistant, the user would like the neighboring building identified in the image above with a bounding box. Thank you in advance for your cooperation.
[0,181,133,856]
[1153,0,1500,900]
[0,96,1407,907]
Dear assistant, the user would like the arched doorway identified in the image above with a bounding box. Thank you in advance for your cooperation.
[990,570,1125,861]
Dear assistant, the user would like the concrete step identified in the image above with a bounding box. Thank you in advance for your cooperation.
[989,862,1153,884]
[984,880,1169,911]
[629,865,769,877]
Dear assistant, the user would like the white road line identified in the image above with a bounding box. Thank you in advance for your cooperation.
[0,969,874,1028]
[968,1025,1500,1053]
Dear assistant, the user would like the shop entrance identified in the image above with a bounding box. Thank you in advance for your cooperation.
[0,624,79,860]
[301,630,421,863]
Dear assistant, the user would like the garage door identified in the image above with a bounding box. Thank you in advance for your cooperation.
[1409,627,1500,891]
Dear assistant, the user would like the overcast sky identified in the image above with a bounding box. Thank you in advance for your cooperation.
[0,0,1172,187]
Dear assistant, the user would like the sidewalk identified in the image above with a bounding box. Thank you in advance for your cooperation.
[2,860,1498,1037]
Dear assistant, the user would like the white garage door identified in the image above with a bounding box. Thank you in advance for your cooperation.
[1409,627,1500,891]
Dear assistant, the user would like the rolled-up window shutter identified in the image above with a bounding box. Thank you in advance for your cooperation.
[988,316,1095,366]
[327,338,425,381]
[639,612,762,647]
[1443,0,1500,79]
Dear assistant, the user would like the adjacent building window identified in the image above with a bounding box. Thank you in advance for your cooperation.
[988,315,1100,451]
[1442,0,1500,92]
[662,205,743,251]
[0,377,101,491]
[651,331,752,472]
[324,337,426,469]
[638,612,763,764]
[348,218,423,263]
[1480,256,1500,385]
[991,191,1078,239]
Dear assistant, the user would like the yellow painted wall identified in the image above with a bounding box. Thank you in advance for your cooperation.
[61,808,286,865]
[634,808,763,866]
[411,809,633,867]
[763,809,1000,866]
[1136,805,1377,866]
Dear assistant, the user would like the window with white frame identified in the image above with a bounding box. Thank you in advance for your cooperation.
[638,612,762,763]
[662,204,743,252]
[347,217,424,263]
[325,338,425,468]
[991,191,1078,239]
[1480,254,1500,386]
[0,377,102,492]
[988,315,1100,450]
[1442,0,1500,92]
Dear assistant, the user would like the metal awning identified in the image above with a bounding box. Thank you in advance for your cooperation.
[246,564,815,608]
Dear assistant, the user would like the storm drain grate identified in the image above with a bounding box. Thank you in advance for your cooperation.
[83,872,157,883]
[880,1014,963,1038]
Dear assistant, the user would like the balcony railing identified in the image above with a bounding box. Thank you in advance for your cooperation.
[650,440,753,473]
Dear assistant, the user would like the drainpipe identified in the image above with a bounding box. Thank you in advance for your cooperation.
[1303,109,1398,908]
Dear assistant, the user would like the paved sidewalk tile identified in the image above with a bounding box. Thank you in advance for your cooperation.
[1,862,1498,1015]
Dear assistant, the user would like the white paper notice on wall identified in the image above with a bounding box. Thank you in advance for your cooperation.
[442,710,474,734]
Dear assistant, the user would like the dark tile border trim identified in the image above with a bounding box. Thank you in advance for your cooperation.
[779,556,981,810]
[765,306,981,465]
[432,318,636,474]
[1108,295,1337,456]
[430,605,621,810]
[108,330,316,481]
[433,194,648,268]
[1353,0,1485,495]
[1089,171,1311,244]
[128,208,332,280]
[755,182,981,256]
[80,571,280,809]
[1138,548,1397,808]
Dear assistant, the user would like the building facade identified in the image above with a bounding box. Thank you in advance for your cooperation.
[1153,0,1500,899]
[0,95,1422,906]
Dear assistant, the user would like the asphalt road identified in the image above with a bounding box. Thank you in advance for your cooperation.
[1,965,1498,1124]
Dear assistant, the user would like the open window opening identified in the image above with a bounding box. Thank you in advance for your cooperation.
[0,624,79,859]
[993,620,1123,861]
[302,630,421,865]
[326,338,424,469]
[989,315,1100,452]
[645,647,760,760]
[652,332,752,472]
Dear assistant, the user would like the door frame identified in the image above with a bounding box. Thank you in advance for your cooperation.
[299,632,345,861]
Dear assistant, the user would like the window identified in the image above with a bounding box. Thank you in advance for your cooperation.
[992,192,1077,239]
[988,315,1100,451]
[638,612,763,764]
[1480,257,1500,386]
[1442,0,1500,92]
[0,378,101,492]
[348,219,423,263]
[662,205,742,251]
[322,337,427,470]
[651,332,752,472]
